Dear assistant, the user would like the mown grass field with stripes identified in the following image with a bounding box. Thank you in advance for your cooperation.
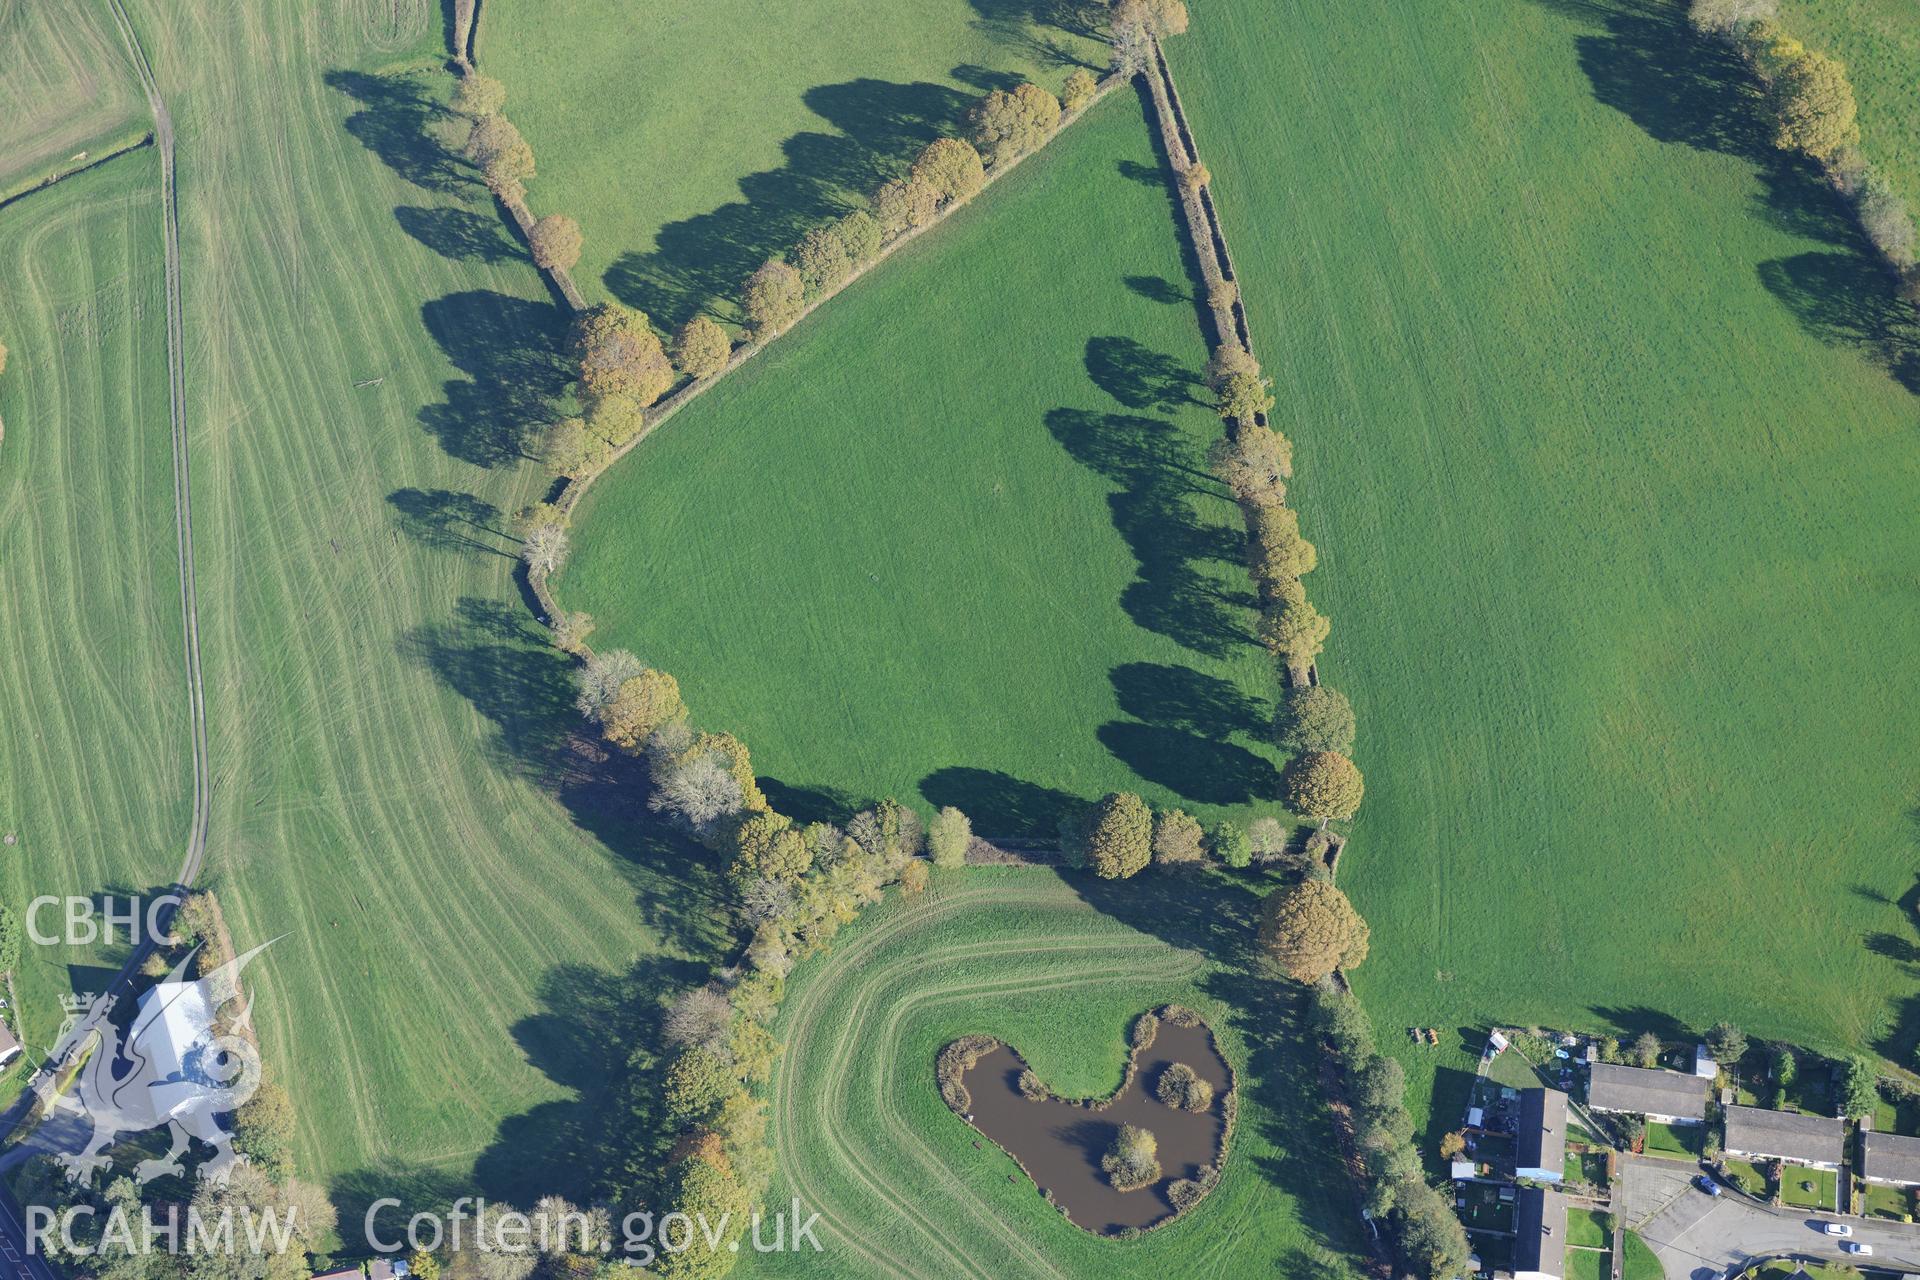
[0,0,146,198]
[86,0,730,1195]
[482,0,1107,327]
[560,91,1290,837]
[0,149,186,1081]
[1172,0,1920,1138]
[737,868,1362,1280]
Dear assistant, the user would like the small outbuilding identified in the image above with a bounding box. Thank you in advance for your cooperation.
[1722,1105,1844,1169]
[1586,1063,1708,1124]
[1693,1045,1717,1079]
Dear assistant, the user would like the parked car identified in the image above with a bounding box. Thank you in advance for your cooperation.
[1822,1222,1852,1237]
[1842,1240,1872,1256]
[1695,1176,1721,1196]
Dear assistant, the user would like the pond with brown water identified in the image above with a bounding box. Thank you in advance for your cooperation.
[956,1019,1233,1235]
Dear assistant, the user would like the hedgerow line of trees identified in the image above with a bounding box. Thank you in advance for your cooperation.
[449,71,589,311]
[1137,34,1474,1280]
[1688,0,1919,293]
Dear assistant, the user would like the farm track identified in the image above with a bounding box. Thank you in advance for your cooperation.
[765,877,1204,1280]
[105,0,210,904]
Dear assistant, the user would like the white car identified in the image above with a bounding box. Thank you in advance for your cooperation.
[1823,1222,1853,1237]
[1842,1240,1872,1256]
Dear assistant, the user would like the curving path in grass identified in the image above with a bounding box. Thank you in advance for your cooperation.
[741,869,1365,1280]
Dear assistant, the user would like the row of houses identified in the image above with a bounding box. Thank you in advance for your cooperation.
[1586,1060,1920,1188]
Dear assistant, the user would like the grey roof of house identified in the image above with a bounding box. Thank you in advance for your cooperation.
[1587,1062,1708,1119]
[1513,1186,1568,1278]
[1863,1130,1920,1184]
[1722,1105,1845,1165]
[1517,1087,1568,1173]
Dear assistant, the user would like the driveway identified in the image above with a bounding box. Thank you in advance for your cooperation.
[1622,1154,1920,1278]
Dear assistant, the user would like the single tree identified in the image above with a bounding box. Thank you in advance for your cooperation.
[575,650,645,720]
[1207,421,1293,506]
[1259,595,1332,668]
[909,137,986,204]
[743,258,806,338]
[1085,791,1153,879]
[1282,751,1364,822]
[672,315,732,380]
[1181,161,1211,194]
[1247,503,1318,581]
[1156,1062,1214,1111]
[1247,815,1290,862]
[873,176,939,238]
[528,214,582,272]
[1112,0,1190,38]
[450,72,506,119]
[602,668,686,751]
[1062,68,1099,113]
[1208,820,1251,868]
[793,225,853,296]
[1151,807,1205,867]
[663,986,732,1053]
[1216,367,1275,423]
[1843,1054,1879,1118]
[927,806,972,869]
[1705,1022,1748,1068]
[1771,47,1859,160]
[968,81,1062,167]
[1632,1031,1662,1068]
[520,522,569,575]
[570,303,673,406]
[1257,878,1370,983]
[1275,685,1356,756]
[1101,1123,1162,1190]
[900,859,931,894]
[834,208,883,266]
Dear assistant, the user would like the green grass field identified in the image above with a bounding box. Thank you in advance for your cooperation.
[1622,1230,1662,1280]
[561,91,1289,835]
[481,0,1107,327]
[1784,0,1920,213]
[78,0,732,1199]
[0,150,186,1080]
[740,866,1363,1280]
[0,0,146,198]
[1169,0,1920,1139]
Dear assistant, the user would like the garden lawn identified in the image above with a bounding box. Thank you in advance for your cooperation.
[1780,1165,1838,1210]
[1645,1122,1702,1161]
[742,866,1364,1279]
[103,0,731,1195]
[1169,0,1920,1142]
[1566,1250,1611,1280]
[1863,1180,1912,1219]
[481,0,1107,327]
[1783,0,1920,213]
[0,0,146,198]
[561,92,1288,834]
[1623,1231,1663,1280]
[0,152,185,1090]
[1568,1208,1611,1248]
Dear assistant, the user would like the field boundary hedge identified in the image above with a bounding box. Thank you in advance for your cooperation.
[0,128,154,212]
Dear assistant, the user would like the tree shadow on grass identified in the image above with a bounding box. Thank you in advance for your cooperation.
[1757,251,1920,393]
[417,290,569,467]
[324,68,465,193]
[1085,335,1202,411]
[395,204,524,264]
[400,598,729,953]
[1111,661,1266,738]
[1531,0,1920,391]
[1046,407,1252,658]
[604,78,974,330]
[1124,274,1188,305]
[386,487,512,556]
[1096,722,1282,806]
[1067,869,1368,1267]
[919,767,1082,838]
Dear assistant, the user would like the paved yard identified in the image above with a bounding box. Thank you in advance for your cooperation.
[1621,1155,1920,1278]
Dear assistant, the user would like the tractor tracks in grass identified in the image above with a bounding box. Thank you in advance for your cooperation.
[106,0,209,903]
[768,879,1205,1280]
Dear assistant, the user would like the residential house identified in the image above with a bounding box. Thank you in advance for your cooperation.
[1516,1088,1568,1182]
[1587,1063,1708,1125]
[1861,1130,1920,1187]
[1722,1105,1844,1170]
[1513,1185,1568,1280]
